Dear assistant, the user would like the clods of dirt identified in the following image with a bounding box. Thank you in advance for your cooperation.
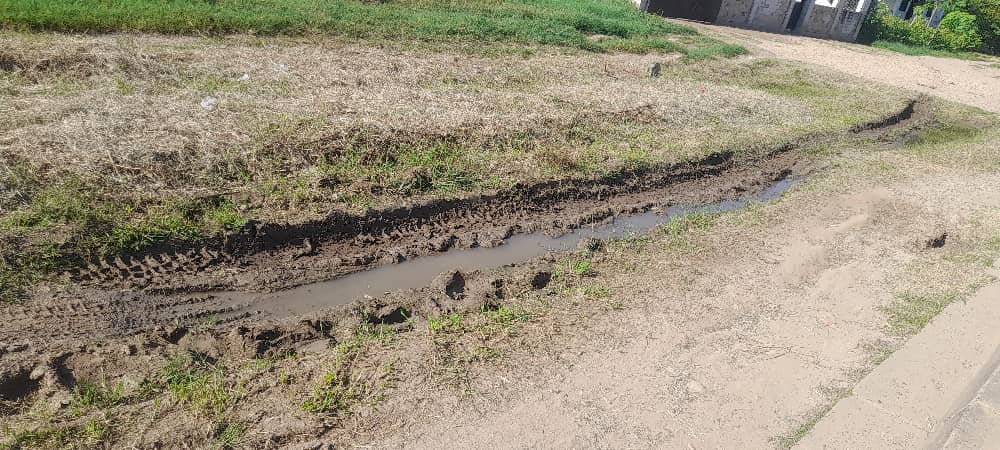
[926,232,948,249]
[530,271,552,290]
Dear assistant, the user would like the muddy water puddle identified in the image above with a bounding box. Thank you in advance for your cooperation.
[223,177,800,319]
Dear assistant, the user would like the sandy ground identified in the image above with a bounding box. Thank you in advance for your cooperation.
[360,32,1000,449]
[694,23,1000,114]
[367,155,1000,449]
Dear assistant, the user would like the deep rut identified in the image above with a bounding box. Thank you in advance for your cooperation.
[1,99,928,355]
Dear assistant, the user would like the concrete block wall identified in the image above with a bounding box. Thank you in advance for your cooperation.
[798,1,869,41]
[747,0,797,32]
[638,0,869,42]
[717,0,755,26]
[799,4,838,35]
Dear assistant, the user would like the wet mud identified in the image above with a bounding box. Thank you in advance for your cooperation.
[0,99,930,359]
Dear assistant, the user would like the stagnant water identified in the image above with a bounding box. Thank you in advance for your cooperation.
[230,177,801,318]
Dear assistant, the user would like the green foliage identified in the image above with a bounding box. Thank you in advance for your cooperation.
[0,0,695,53]
[0,166,254,301]
[205,201,249,232]
[904,123,983,147]
[0,242,62,303]
[864,0,996,53]
[966,0,1000,51]
[301,325,395,415]
[1,425,86,450]
[477,304,533,338]
[939,11,984,50]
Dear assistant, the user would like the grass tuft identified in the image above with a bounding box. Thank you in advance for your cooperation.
[428,313,464,335]
[161,353,240,419]
[301,325,396,415]
[212,421,246,450]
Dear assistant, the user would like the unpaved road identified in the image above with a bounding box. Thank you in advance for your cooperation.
[697,23,1000,114]
[363,33,1000,449]
[371,154,1000,449]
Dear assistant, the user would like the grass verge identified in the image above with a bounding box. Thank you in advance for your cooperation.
[871,40,984,60]
[0,0,695,53]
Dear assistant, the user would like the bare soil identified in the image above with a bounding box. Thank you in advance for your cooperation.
[695,23,1000,114]
[1,27,998,450]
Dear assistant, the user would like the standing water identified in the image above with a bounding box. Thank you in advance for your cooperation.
[228,177,801,318]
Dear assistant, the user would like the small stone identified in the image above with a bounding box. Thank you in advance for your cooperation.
[200,96,217,111]
[29,365,48,381]
[47,391,72,410]
[122,344,137,356]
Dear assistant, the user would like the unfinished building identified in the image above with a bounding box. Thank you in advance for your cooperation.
[638,0,873,42]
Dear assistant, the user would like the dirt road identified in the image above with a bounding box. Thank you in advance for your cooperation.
[697,23,1000,114]
[362,34,1000,449]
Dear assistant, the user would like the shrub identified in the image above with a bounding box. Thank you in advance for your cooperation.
[966,0,1000,51]
[938,11,985,50]
[861,1,987,52]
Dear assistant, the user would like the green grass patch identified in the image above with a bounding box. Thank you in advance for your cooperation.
[904,123,984,147]
[212,421,246,450]
[322,144,481,196]
[881,292,962,337]
[0,167,251,302]
[301,324,396,415]
[0,0,695,53]
[1,416,112,450]
[161,353,241,419]
[475,304,533,339]
[71,381,124,412]
[1,424,86,450]
[771,387,851,449]
[658,211,717,248]
[682,43,748,61]
[871,40,984,60]
[428,313,464,335]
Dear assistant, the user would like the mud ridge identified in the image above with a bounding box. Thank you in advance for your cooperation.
[60,99,931,294]
[0,99,934,364]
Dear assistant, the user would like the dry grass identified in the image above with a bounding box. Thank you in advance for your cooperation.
[0,32,912,301]
[1,33,907,215]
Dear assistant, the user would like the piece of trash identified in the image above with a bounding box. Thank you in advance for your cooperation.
[238,73,250,82]
[200,96,217,111]
[272,63,288,73]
